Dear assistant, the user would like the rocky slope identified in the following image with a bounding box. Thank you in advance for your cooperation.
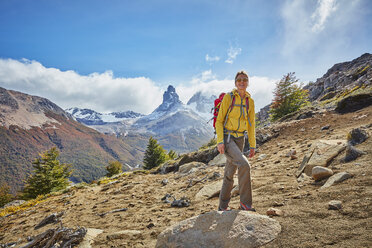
[0,104,371,247]
[257,53,372,125]
[0,88,144,193]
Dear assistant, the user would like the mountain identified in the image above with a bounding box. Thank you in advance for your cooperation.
[65,108,144,125]
[186,91,216,120]
[68,85,215,153]
[0,87,144,193]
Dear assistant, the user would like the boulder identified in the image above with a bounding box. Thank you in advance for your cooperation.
[312,166,333,181]
[347,128,369,145]
[178,162,205,174]
[299,140,346,176]
[335,93,372,114]
[208,153,226,166]
[178,147,219,166]
[195,180,237,200]
[321,172,353,189]
[156,210,281,248]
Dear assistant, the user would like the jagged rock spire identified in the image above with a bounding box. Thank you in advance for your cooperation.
[153,85,183,113]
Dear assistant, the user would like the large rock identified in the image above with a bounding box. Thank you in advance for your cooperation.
[178,162,206,174]
[178,147,219,166]
[208,153,226,166]
[335,93,372,114]
[312,166,333,181]
[78,228,104,248]
[321,172,353,189]
[299,140,346,176]
[156,210,281,248]
[195,180,225,200]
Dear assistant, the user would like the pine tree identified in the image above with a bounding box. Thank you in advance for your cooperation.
[270,72,309,121]
[22,147,72,199]
[143,137,166,170]
[106,161,123,177]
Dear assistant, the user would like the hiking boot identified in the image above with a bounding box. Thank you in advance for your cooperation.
[240,202,256,212]
[218,206,231,211]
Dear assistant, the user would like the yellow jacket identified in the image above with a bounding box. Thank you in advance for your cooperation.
[215,89,256,149]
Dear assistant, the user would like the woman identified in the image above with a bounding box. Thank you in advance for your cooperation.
[216,70,256,211]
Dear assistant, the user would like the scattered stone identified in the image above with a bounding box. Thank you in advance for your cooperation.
[209,172,221,180]
[257,154,267,161]
[106,230,142,241]
[328,200,342,210]
[161,179,169,186]
[208,153,226,167]
[342,145,366,162]
[274,160,280,164]
[35,212,64,230]
[273,201,284,207]
[161,194,174,203]
[156,210,281,248]
[291,155,298,160]
[297,173,312,183]
[98,208,128,217]
[321,172,353,189]
[147,223,155,229]
[285,150,296,157]
[267,208,283,216]
[321,125,330,130]
[171,197,190,208]
[312,166,333,181]
[195,180,231,200]
[347,128,369,146]
[79,228,104,248]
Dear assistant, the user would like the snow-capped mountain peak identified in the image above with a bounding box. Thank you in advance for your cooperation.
[152,85,183,113]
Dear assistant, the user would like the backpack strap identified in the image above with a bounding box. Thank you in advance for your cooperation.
[223,92,235,128]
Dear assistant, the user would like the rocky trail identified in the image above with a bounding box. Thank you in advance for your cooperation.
[1,106,371,248]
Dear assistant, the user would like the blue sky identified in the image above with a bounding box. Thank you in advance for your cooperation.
[0,0,371,114]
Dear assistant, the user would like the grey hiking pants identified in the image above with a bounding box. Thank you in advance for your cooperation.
[219,135,252,209]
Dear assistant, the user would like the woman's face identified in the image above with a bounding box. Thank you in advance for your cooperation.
[235,74,249,91]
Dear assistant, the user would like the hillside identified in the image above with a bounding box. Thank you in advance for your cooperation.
[0,88,144,193]
[1,104,371,247]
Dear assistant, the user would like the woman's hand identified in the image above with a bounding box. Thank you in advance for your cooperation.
[249,148,255,158]
[217,143,225,154]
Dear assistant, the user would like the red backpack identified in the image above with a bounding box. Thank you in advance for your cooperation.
[210,92,250,131]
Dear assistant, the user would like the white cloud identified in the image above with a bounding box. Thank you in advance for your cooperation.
[177,70,277,111]
[205,54,220,63]
[0,58,163,114]
[280,0,363,57]
[311,0,338,32]
[225,46,242,64]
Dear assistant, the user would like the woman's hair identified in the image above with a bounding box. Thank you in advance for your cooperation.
[235,70,249,81]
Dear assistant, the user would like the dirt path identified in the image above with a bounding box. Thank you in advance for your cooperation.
[1,106,371,248]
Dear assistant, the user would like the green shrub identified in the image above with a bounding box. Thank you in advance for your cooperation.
[0,183,13,208]
[106,161,123,177]
[199,138,217,150]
